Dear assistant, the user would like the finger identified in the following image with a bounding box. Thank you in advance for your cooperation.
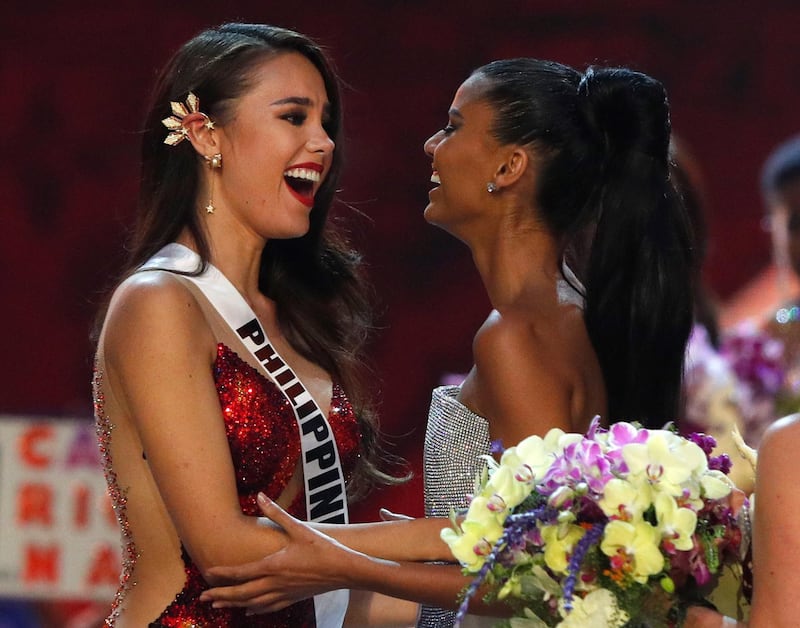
[244,599,297,614]
[257,493,308,534]
[209,590,291,611]
[378,508,413,521]
[731,488,747,512]
[201,577,279,602]
[205,557,280,582]
[246,599,295,615]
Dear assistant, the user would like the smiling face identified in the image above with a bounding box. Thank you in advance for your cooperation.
[423,75,506,237]
[212,52,335,240]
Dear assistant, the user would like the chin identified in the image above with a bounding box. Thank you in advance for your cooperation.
[423,203,440,225]
[266,221,312,241]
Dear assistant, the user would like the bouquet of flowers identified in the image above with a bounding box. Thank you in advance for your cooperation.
[442,418,743,627]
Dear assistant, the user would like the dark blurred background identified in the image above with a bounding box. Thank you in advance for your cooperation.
[2,0,798,525]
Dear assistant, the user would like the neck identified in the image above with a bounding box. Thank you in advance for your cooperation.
[466,216,562,311]
[177,219,265,304]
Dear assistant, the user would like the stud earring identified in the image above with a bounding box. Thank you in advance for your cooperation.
[487,182,498,193]
[204,153,222,214]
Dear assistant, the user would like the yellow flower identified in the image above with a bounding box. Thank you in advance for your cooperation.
[597,477,653,521]
[654,492,697,551]
[484,465,531,511]
[622,432,707,496]
[500,428,580,484]
[600,520,664,584]
[441,495,505,571]
[541,523,586,574]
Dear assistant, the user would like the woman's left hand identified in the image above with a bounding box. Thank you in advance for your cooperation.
[200,493,355,613]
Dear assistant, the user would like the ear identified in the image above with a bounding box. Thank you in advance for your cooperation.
[493,147,529,188]
[183,113,219,159]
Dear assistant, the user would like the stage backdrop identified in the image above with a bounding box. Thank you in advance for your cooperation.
[0,417,119,600]
[2,1,799,531]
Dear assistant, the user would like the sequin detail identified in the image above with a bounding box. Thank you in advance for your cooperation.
[419,386,491,628]
[96,344,361,627]
[93,365,139,627]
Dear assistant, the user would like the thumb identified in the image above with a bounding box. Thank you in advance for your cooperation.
[257,493,298,531]
[379,507,414,521]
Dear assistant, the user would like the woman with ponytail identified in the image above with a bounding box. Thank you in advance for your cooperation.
[201,58,694,625]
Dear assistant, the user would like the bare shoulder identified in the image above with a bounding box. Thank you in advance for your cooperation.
[475,308,572,373]
[102,271,214,367]
[758,413,800,469]
[470,310,572,440]
[107,271,204,324]
[474,309,542,356]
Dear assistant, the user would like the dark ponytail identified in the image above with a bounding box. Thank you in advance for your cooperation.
[579,69,694,427]
[476,60,694,428]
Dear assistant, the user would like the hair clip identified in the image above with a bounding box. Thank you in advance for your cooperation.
[161,92,214,146]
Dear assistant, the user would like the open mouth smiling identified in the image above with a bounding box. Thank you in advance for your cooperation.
[283,163,322,207]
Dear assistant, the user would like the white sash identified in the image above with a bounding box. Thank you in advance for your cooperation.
[140,243,349,627]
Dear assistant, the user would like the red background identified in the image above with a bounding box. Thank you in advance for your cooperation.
[2,1,799,521]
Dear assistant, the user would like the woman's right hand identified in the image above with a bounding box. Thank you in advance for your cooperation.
[201,493,362,613]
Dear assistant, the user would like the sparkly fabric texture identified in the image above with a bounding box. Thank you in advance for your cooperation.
[94,367,139,627]
[418,386,490,628]
[96,343,361,627]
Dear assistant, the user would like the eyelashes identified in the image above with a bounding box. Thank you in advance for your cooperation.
[281,111,333,134]
[281,112,307,126]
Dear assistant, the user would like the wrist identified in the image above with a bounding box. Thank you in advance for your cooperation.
[417,516,455,562]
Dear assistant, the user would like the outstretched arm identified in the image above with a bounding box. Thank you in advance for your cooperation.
[313,514,453,563]
[202,496,507,617]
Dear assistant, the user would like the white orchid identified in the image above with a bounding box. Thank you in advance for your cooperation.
[557,588,629,628]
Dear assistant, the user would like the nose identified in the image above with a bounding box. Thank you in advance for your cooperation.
[307,125,335,155]
[424,130,443,157]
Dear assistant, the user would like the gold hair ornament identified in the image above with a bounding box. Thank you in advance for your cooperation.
[161,92,215,146]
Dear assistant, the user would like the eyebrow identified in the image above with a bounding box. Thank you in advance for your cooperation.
[270,96,333,117]
[271,96,312,106]
[449,108,464,120]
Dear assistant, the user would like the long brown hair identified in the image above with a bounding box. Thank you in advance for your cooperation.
[98,23,402,499]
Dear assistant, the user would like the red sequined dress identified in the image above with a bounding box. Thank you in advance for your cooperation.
[97,343,361,627]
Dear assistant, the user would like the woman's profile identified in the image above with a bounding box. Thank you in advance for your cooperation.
[93,22,426,627]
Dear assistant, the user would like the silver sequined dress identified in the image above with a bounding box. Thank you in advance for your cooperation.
[418,386,495,628]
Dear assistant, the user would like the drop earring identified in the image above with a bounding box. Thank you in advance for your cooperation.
[204,153,222,214]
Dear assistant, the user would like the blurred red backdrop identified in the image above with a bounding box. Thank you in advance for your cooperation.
[2,1,799,521]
